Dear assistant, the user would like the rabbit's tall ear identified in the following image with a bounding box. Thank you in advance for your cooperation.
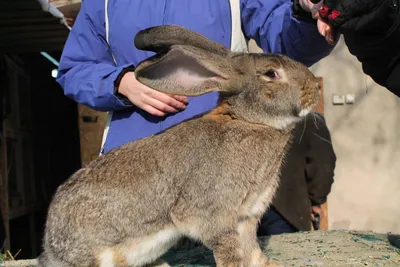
[134,25,230,56]
[135,46,236,96]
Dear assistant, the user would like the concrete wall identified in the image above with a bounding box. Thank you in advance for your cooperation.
[249,38,400,234]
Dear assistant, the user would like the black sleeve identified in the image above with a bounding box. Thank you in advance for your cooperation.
[304,114,337,205]
[343,18,400,97]
[320,0,400,97]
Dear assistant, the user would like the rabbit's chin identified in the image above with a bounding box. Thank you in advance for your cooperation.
[268,116,301,130]
[269,107,312,130]
[299,107,312,118]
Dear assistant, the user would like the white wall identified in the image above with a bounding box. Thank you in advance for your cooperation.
[310,37,400,234]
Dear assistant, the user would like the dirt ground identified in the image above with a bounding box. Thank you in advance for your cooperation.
[1,230,399,267]
[163,230,400,267]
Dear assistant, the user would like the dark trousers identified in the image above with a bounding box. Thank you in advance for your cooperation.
[257,208,298,236]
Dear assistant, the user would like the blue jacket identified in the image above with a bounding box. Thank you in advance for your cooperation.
[57,0,333,153]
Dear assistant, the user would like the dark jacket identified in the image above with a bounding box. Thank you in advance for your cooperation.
[343,0,400,97]
[319,0,400,97]
[269,113,336,231]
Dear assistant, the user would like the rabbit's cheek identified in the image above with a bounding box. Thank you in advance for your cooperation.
[262,90,274,100]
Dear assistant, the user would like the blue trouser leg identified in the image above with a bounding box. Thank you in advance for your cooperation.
[258,208,298,236]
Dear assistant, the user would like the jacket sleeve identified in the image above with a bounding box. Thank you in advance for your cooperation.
[318,0,400,97]
[56,0,134,112]
[240,0,334,67]
[340,1,400,97]
[304,114,336,205]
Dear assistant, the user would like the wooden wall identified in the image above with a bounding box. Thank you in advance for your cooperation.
[77,105,107,166]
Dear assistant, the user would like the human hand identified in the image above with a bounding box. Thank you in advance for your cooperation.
[310,205,324,221]
[315,0,398,44]
[118,71,188,116]
[297,0,338,45]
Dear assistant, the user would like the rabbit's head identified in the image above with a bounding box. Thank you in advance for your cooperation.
[134,25,322,129]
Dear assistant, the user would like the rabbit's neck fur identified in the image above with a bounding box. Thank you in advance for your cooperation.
[204,99,297,133]
[203,101,236,122]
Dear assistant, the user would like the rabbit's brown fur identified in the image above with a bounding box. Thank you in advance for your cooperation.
[38,25,321,267]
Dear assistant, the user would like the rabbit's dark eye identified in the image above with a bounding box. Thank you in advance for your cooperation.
[264,69,279,79]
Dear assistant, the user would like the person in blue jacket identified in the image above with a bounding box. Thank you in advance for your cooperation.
[56,0,334,154]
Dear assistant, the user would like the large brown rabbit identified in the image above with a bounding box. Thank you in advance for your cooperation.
[38,25,322,267]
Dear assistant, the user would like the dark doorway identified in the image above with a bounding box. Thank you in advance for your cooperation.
[0,51,81,259]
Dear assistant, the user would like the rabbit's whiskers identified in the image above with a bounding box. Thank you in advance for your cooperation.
[311,132,332,144]
[299,117,307,144]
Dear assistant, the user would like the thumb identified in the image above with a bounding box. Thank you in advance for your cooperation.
[317,17,329,36]
[317,18,338,45]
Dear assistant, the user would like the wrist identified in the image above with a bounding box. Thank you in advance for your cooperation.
[114,65,136,105]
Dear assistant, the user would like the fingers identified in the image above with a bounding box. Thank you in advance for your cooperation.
[317,18,337,45]
[146,89,188,110]
[317,18,328,36]
[170,94,189,104]
[143,95,180,114]
[130,87,188,117]
[311,205,325,219]
[118,71,189,117]
[140,104,167,117]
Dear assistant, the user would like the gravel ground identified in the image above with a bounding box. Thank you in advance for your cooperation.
[1,230,399,267]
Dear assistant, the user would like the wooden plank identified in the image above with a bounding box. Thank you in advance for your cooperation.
[320,202,329,230]
[57,2,81,18]
[50,0,82,8]
[77,105,108,167]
